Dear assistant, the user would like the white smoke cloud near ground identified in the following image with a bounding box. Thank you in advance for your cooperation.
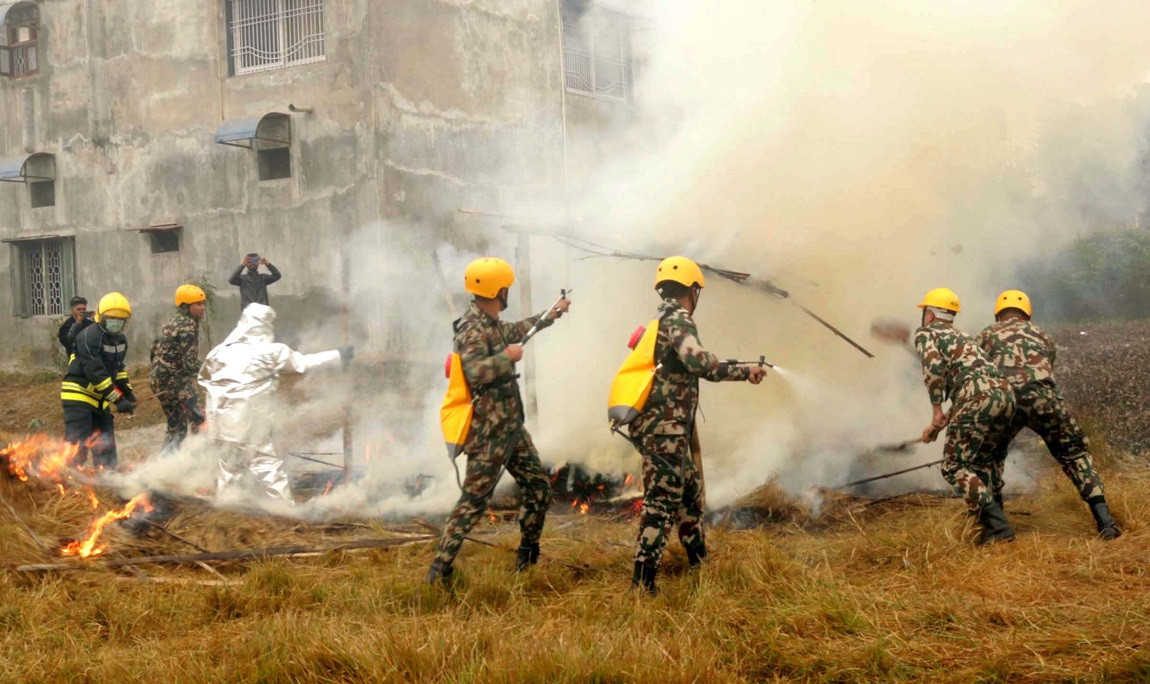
[116,2,1150,518]
[526,0,1150,507]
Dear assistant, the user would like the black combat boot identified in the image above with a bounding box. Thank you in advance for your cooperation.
[515,542,540,572]
[425,559,454,585]
[1088,500,1122,540]
[993,491,1004,508]
[684,544,707,570]
[630,561,658,595]
[976,501,1016,546]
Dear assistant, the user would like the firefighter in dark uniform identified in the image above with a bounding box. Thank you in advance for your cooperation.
[61,292,137,468]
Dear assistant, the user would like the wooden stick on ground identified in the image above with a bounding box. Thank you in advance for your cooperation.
[16,536,435,573]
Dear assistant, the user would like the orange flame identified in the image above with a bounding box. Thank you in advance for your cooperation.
[322,481,334,497]
[579,502,589,515]
[1,434,87,484]
[55,484,65,496]
[61,493,153,559]
[624,473,636,488]
[487,513,497,523]
[85,488,100,510]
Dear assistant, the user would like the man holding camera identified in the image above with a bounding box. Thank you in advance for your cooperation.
[228,253,282,310]
[57,296,94,358]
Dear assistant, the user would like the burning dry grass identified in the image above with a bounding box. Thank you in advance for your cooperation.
[1,458,1149,681]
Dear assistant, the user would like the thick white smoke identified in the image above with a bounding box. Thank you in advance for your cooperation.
[119,1,1150,517]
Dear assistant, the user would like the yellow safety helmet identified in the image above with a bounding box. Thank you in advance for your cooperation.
[994,289,1032,318]
[917,287,961,313]
[655,256,705,290]
[464,257,516,299]
[174,284,207,307]
[96,292,132,321]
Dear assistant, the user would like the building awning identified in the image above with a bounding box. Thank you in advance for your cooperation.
[127,223,181,233]
[2,233,61,243]
[214,113,291,149]
[0,152,54,183]
[0,1,36,25]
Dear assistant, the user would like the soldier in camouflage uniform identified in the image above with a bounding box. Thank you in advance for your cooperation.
[626,257,766,594]
[976,290,1120,539]
[150,285,207,454]
[914,288,1018,545]
[426,257,570,585]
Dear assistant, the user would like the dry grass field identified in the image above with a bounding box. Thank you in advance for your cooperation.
[0,446,1147,682]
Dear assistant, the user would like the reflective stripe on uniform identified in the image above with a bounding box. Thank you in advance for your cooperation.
[93,377,113,392]
[61,391,103,408]
[61,381,99,398]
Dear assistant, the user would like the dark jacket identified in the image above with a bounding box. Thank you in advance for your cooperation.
[57,317,94,358]
[61,323,133,411]
[228,264,282,309]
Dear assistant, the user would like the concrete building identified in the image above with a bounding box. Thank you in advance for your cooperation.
[0,0,645,369]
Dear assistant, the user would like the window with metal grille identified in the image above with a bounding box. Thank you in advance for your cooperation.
[561,3,631,100]
[12,238,74,317]
[227,0,325,76]
[0,3,40,79]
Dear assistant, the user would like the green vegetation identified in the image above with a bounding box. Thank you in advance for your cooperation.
[1021,228,1150,321]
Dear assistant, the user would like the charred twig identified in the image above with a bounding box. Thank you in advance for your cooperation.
[141,520,210,553]
[287,453,344,469]
[15,536,435,573]
[138,520,229,580]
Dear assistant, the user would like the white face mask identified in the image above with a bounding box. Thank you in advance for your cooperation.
[103,318,126,334]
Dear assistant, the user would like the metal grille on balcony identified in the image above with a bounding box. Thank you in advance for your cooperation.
[228,0,325,76]
[561,7,631,101]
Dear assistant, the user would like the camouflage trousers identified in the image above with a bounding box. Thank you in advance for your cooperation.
[991,381,1106,503]
[154,384,205,454]
[433,428,552,566]
[632,430,705,567]
[940,389,1016,514]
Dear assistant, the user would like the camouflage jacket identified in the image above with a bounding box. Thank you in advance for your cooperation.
[631,299,750,436]
[975,318,1056,390]
[914,321,1011,415]
[456,302,551,444]
[150,309,201,391]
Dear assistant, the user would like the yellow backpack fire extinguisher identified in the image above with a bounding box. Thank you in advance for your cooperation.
[440,352,473,458]
[607,318,662,427]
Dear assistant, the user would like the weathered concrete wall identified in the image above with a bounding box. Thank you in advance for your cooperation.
[0,0,639,371]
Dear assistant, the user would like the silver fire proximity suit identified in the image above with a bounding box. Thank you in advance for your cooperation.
[198,303,341,502]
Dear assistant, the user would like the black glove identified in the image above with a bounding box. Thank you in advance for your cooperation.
[339,346,355,364]
[114,396,137,415]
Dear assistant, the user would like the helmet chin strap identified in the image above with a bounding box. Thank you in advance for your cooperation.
[497,289,509,311]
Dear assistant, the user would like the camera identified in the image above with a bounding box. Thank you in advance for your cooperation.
[82,311,94,319]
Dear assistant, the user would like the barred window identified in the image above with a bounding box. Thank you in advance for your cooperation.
[0,2,40,80]
[561,3,631,100]
[11,237,74,317]
[227,0,325,76]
